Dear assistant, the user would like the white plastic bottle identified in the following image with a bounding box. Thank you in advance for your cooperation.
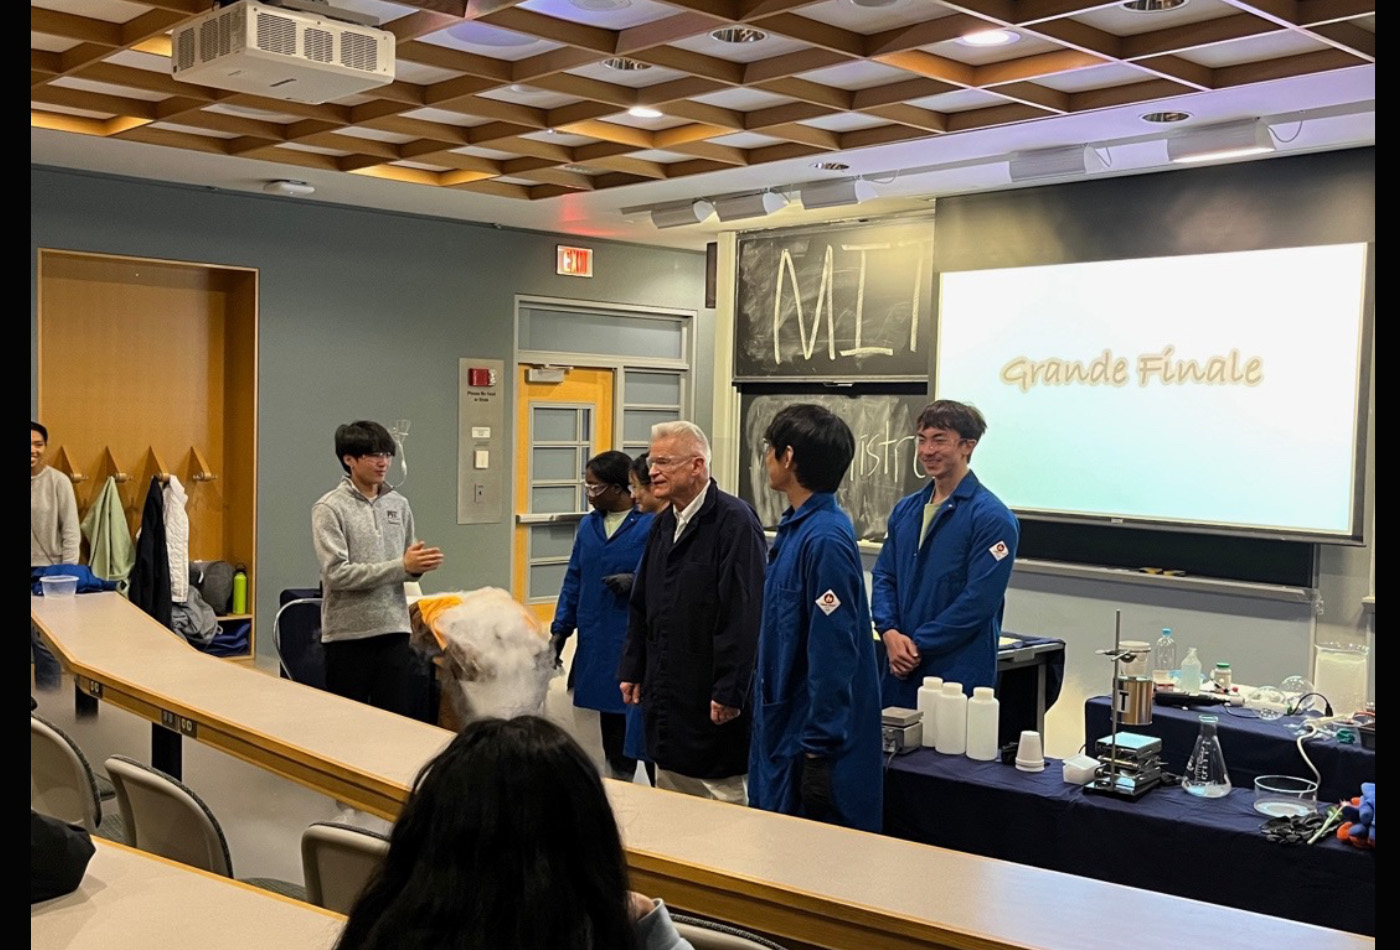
[935,682,967,755]
[1179,647,1203,694]
[965,687,1000,761]
[916,676,942,749]
[1151,627,1177,686]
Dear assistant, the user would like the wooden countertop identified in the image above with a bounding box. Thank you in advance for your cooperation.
[32,593,1373,950]
[31,840,344,950]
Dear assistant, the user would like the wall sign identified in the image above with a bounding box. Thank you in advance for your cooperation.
[556,245,593,277]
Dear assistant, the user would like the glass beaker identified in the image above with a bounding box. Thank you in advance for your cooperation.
[1182,714,1231,798]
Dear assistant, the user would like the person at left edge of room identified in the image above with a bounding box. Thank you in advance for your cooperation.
[551,451,655,784]
[313,421,443,720]
[31,421,79,691]
[750,404,883,832]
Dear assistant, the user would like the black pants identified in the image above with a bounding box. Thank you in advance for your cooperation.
[324,632,422,720]
[599,712,654,784]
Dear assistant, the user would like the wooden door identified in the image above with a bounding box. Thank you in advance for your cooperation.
[512,366,614,625]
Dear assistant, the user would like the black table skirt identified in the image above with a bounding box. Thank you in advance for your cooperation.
[884,748,1374,937]
[1084,696,1375,805]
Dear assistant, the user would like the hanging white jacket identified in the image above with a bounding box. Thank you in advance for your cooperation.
[163,474,190,602]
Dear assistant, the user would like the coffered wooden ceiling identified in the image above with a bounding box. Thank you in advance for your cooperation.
[31,0,1375,202]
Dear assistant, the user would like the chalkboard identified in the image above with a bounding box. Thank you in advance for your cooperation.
[734,218,934,381]
[737,392,929,542]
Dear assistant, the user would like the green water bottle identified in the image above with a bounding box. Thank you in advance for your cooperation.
[231,563,248,615]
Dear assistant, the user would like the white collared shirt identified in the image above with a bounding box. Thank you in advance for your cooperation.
[673,481,710,542]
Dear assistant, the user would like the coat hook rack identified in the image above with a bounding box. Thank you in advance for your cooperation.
[54,445,88,483]
[189,446,218,483]
[144,447,172,486]
[101,446,130,483]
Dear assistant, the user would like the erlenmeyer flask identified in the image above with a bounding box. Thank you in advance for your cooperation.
[1182,714,1231,798]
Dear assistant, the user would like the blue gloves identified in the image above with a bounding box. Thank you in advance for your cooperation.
[1341,782,1375,847]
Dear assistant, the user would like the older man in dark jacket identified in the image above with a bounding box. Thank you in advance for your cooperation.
[619,421,766,803]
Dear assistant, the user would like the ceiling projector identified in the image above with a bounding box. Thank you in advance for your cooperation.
[171,0,395,105]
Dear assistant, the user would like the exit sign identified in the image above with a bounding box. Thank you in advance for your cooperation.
[557,245,593,277]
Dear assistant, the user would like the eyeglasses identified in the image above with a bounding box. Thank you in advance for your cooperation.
[359,452,394,459]
[585,482,619,497]
[915,435,967,448]
[646,455,698,470]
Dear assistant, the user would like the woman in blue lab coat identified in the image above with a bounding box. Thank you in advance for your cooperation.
[750,405,883,832]
[551,451,654,782]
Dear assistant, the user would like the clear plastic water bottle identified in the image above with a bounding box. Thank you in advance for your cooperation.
[1182,714,1231,798]
[1151,627,1177,686]
[1179,647,1203,694]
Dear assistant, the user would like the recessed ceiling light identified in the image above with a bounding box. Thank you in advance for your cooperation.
[850,0,900,7]
[446,22,537,47]
[562,164,604,174]
[627,106,664,119]
[958,28,1020,47]
[1141,111,1192,123]
[710,28,767,44]
[811,161,851,172]
[602,57,651,71]
[569,0,632,10]
[1122,0,1189,11]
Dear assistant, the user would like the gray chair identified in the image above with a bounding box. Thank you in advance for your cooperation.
[104,754,306,900]
[671,913,791,950]
[30,713,125,843]
[301,821,391,914]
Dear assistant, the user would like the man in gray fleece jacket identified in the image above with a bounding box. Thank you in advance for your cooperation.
[312,421,443,718]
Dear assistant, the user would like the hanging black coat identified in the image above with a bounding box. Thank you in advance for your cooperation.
[618,480,766,779]
[128,477,172,629]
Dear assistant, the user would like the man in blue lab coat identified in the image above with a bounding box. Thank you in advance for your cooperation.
[873,400,1019,708]
[750,404,883,832]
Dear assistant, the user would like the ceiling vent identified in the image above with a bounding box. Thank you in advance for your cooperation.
[171,0,394,105]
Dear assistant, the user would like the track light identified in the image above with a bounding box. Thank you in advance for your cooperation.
[1008,145,1107,183]
[650,200,714,229]
[712,192,788,222]
[1166,118,1274,164]
[799,178,876,210]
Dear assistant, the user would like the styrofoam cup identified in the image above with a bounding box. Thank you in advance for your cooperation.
[1015,730,1044,772]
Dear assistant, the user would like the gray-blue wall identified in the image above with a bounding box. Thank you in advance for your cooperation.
[31,166,709,657]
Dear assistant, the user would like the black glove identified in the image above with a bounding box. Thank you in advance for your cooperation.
[799,755,835,824]
[601,573,635,597]
[549,633,568,670]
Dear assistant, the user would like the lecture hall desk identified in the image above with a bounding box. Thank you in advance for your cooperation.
[33,592,1372,950]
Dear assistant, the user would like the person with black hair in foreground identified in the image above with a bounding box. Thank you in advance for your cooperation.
[750,405,883,832]
[334,716,692,950]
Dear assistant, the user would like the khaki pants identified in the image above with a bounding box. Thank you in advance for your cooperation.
[656,769,748,804]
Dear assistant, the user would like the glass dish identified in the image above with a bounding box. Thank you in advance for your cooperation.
[1253,775,1318,818]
